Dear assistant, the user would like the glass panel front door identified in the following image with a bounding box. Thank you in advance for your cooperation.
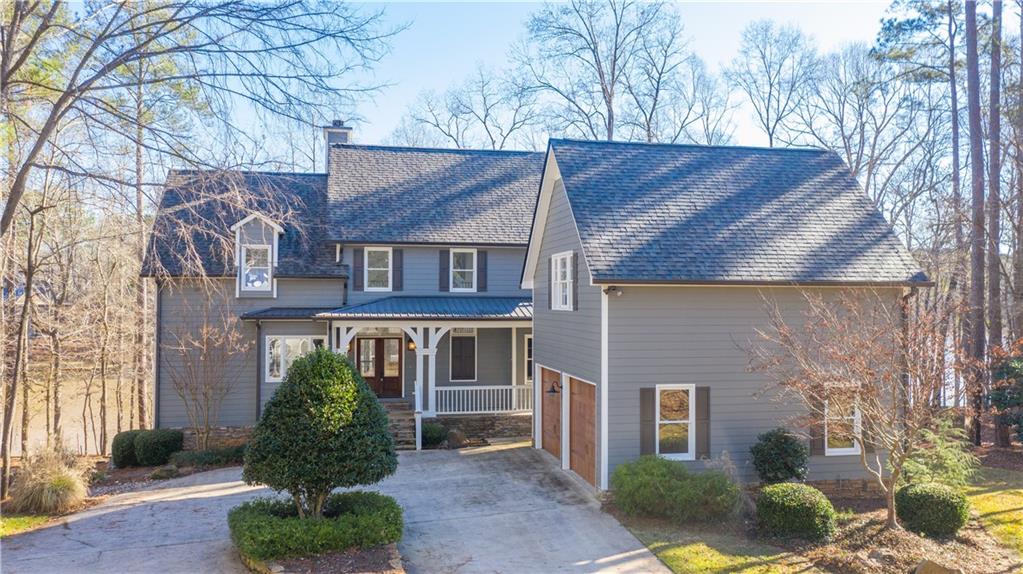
[356,337,403,398]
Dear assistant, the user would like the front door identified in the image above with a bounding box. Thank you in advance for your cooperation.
[357,337,402,398]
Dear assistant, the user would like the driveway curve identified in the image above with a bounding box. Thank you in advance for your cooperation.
[2,442,667,574]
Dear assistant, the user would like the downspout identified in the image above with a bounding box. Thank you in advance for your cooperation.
[153,280,162,429]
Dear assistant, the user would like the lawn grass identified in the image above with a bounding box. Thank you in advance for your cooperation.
[966,466,1023,555]
[1,514,50,537]
[625,519,817,574]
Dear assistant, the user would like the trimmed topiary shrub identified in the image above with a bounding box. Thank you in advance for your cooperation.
[243,348,397,518]
[170,444,247,468]
[422,422,447,448]
[133,429,184,466]
[895,483,970,537]
[8,445,88,514]
[111,430,145,468]
[750,428,809,484]
[228,492,403,560]
[611,455,740,523]
[757,483,836,541]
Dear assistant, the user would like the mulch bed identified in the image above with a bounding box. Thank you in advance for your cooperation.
[776,509,1021,574]
[249,544,404,574]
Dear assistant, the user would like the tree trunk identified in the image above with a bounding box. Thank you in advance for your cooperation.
[988,0,1003,351]
[19,326,29,457]
[134,77,149,430]
[966,0,986,446]
[50,332,62,444]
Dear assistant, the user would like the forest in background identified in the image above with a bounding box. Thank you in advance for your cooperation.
[2,0,1019,499]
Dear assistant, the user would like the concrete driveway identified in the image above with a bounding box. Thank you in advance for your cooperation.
[2,442,667,574]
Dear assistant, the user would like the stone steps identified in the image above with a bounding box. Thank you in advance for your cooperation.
[382,401,417,450]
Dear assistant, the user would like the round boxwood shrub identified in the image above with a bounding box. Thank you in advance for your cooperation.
[134,429,184,466]
[111,429,145,468]
[895,483,970,537]
[422,422,447,448]
[228,492,403,560]
[750,428,808,484]
[243,348,397,518]
[611,455,740,523]
[757,483,836,541]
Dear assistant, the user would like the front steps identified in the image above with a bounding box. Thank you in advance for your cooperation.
[382,400,417,450]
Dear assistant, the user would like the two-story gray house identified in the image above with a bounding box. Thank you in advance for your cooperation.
[144,127,926,492]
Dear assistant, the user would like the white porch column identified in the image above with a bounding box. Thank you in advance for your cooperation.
[402,326,426,451]
[425,327,450,417]
[332,323,361,354]
[511,327,518,410]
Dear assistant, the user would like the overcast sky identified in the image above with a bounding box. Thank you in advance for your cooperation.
[349,0,894,148]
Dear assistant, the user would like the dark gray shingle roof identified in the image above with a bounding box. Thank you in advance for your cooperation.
[326,145,543,245]
[315,296,532,320]
[142,171,347,278]
[549,139,927,285]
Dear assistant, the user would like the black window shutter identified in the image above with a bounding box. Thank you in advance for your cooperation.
[353,247,364,291]
[451,336,476,380]
[393,249,404,291]
[547,256,553,310]
[809,398,826,455]
[477,250,488,292]
[695,386,710,459]
[439,249,450,292]
[640,388,656,455]
[572,252,579,311]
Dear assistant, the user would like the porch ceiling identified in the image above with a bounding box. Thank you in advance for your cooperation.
[315,296,532,321]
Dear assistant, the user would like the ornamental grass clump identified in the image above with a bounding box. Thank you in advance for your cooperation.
[8,445,89,514]
[243,348,397,518]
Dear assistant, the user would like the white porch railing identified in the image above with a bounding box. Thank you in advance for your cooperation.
[434,385,533,415]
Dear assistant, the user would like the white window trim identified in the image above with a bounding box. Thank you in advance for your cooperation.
[551,251,573,311]
[824,400,862,456]
[241,244,272,292]
[524,334,534,382]
[655,383,696,461]
[265,335,326,383]
[364,246,393,292]
[448,328,478,382]
[450,248,478,293]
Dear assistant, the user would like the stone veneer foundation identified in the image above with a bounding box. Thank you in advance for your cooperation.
[429,413,533,440]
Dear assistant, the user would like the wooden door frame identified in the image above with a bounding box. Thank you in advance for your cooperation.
[355,335,405,399]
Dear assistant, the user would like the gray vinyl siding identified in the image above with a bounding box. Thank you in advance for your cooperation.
[342,245,529,304]
[531,176,603,481]
[156,277,343,428]
[605,286,900,482]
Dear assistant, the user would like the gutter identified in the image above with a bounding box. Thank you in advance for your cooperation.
[153,280,162,429]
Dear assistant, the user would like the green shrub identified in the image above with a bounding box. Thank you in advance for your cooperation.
[750,428,809,484]
[757,483,836,541]
[895,483,970,537]
[611,456,740,523]
[422,423,447,448]
[902,418,979,489]
[228,491,403,560]
[244,348,397,518]
[8,445,88,514]
[111,430,144,468]
[170,444,247,468]
[134,429,184,466]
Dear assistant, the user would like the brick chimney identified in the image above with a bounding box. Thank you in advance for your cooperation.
[323,120,352,171]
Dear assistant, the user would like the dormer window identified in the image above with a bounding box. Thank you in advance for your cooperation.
[242,245,271,291]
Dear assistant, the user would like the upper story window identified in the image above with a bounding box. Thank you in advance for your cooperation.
[242,245,271,291]
[825,400,862,456]
[365,247,392,291]
[451,249,477,292]
[551,251,573,311]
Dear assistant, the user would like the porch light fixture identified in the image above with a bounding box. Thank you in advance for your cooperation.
[407,339,416,352]
[546,379,562,395]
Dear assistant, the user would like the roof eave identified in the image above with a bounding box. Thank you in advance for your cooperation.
[589,278,935,288]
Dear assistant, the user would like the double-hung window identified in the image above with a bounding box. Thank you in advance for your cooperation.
[824,400,862,456]
[266,336,325,382]
[242,245,271,291]
[365,247,392,291]
[656,384,695,460]
[449,328,477,382]
[551,251,573,311]
[524,335,534,383]
[451,249,477,292]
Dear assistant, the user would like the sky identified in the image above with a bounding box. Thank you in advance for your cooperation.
[349,0,893,148]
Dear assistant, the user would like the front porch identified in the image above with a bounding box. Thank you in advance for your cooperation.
[317,296,534,449]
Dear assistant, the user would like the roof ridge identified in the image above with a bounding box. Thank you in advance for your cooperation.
[330,143,542,156]
[169,169,327,177]
[549,138,828,154]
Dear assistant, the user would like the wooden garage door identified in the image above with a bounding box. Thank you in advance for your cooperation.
[569,378,596,486]
[541,367,561,459]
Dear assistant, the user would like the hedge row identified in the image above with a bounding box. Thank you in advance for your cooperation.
[111,429,184,467]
